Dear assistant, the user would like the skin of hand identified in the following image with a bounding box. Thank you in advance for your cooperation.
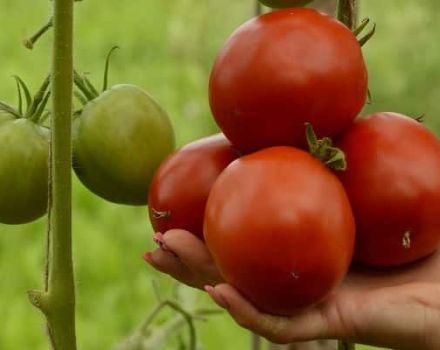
[144,229,440,350]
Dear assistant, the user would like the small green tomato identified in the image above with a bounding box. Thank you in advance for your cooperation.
[0,118,49,224]
[73,84,175,205]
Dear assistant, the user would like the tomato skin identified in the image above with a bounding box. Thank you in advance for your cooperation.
[0,119,49,224]
[209,8,367,153]
[0,111,14,124]
[336,113,440,266]
[259,0,312,8]
[148,134,239,239]
[204,147,354,315]
[73,84,175,205]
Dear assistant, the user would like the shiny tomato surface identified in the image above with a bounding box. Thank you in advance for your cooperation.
[148,134,239,239]
[337,113,440,266]
[209,8,367,153]
[204,147,355,315]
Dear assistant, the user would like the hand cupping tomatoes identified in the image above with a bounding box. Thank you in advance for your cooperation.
[144,6,440,318]
[209,8,367,153]
[204,147,355,315]
[148,134,239,240]
[336,113,440,266]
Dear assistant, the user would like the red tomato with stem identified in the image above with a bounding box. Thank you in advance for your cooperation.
[204,147,355,315]
[209,8,368,153]
[336,113,440,266]
[148,134,240,240]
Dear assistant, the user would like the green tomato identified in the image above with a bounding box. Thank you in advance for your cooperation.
[259,0,313,8]
[0,119,49,224]
[73,84,175,205]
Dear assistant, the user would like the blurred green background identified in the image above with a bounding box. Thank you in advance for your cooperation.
[1,0,439,349]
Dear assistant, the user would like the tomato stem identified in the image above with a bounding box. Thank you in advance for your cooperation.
[28,0,77,349]
[305,123,347,171]
[336,0,357,30]
[23,17,53,50]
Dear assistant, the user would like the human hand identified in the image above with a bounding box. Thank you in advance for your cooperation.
[144,229,223,289]
[144,230,440,350]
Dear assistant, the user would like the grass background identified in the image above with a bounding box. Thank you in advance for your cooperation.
[1,0,440,349]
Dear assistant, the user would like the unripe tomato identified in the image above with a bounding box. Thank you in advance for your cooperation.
[337,113,440,266]
[209,8,367,153]
[73,84,175,205]
[204,147,355,316]
[148,134,239,239]
[0,111,14,124]
[259,0,312,8]
[0,118,49,224]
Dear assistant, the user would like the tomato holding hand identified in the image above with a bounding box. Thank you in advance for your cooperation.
[204,147,355,315]
[209,8,367,153]
[148,134,239,240]
[337,113,440,266]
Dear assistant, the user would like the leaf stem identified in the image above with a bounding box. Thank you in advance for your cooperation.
[23,17,53,50]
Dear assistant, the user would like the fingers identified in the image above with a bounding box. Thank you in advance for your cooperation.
[144,229,223,288]
[162,229,223,285]
[205,284,331,344]
[144,249,199,288]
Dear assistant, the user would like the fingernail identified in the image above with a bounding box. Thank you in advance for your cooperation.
[204,285,229,309]
[153,232,165,246]
[153,232,178,257]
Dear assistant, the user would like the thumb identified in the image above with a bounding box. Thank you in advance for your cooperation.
[205,284,336,344]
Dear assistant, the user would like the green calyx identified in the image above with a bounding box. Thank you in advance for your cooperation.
[353,18,376,47]
[0,75,51,124]
[305,123,347,171]
[74,46,119,108]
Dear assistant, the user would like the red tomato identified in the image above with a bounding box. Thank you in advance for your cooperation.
[204,147,355,315]
[259,0,312,8]
[148,134,239,240]
[337,113,440,266]
[209,8,368,153]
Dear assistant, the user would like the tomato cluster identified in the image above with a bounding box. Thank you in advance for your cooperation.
[148,8,440,316]
[0,52,175,225]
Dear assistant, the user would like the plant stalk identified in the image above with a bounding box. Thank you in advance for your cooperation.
[337,0,358,29]
[28,0,76,349]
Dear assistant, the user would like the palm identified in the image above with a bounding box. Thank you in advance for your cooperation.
[145,230,440,349]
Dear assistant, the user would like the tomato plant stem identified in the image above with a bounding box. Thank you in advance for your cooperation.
[337,0,358,29]
[28,0,77,349]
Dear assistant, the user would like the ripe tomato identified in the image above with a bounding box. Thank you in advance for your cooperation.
[73,84,175,205]
[259,0,312,8]
[209,8,367,153]
[204,147,354,315]
[336,113,440,266]
[148,134,239,240]
[0,118,49,224]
